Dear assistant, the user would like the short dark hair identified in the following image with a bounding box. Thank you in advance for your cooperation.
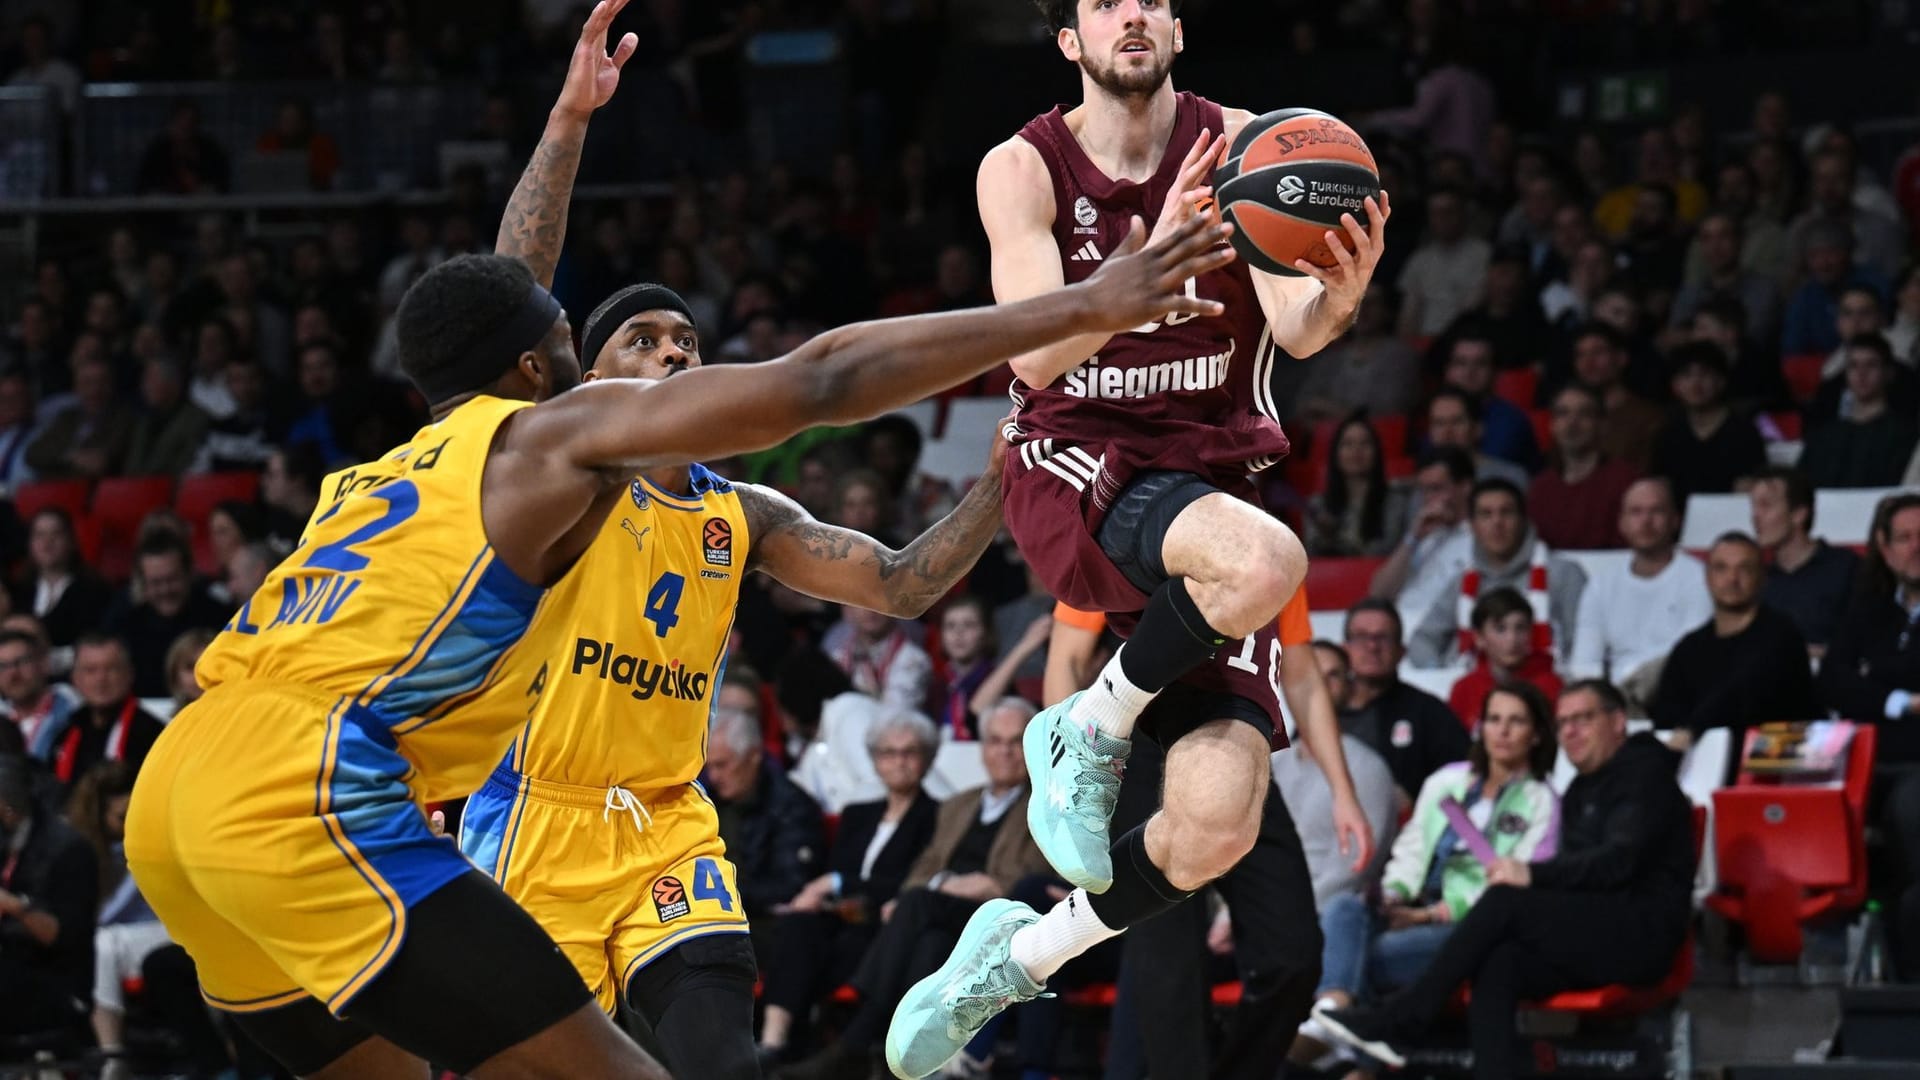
[135,531,190,568]
[1344,598,1404,642]
[1430,386,1484,424]
[1711,530,1762,556]
[1469,476,1526,517]
[1414,444,1475,484]
[0,629,42,656]
[1838,283,1884,311]
[1847,333,1896,369]
[1310,640,1351,670]
[1471,680,1558,779]
[1694,294,1748,334]
[1560,677,1628,716]
[395,253,543,398]
[276,442,328,494]
[1750,465,1813,528]
[1469,586,1532,632]
[1669,339,1731,379]
[1551,381,1606,416]
[1574,323,1629,354]
[73,632,129,661]
[1034,0,1182,32]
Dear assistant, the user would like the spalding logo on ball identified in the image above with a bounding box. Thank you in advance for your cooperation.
[1213,108,1381,277]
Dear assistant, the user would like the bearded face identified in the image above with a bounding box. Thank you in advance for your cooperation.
[1066,0,1179,100]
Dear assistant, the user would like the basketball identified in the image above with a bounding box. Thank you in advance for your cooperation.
[1213,108,1381,277]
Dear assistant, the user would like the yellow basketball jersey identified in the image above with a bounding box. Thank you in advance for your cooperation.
[196,395,550,803]
[503,465,748,791]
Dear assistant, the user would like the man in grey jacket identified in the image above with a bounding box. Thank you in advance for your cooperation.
[1406,479,1587,669]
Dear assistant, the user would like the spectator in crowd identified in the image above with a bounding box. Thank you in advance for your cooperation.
[1438,332,1539,470]
[213,254,291,377]
[1690,296,1792,414]
[283,339,353,466]
[1444,250,1555,374]
[1799,336,1918,489]
[123,357,210,478]
[0,754,97,1042]
[106,534,226,699]
[1812,290,1903,421]
[1317,680,1694,1077]
[1448,588,1563,729]
[0,372,39,491]
[254,98,341,192]
[1788,149,1906,285]
[822,604,931,714]
[928,597,994,740]
[706,705,826,924]
[1298,682,1558,1063]
[1652,532,1816,759]
[1529,383,1639,551]
[1371,446,1474,632]
[13,509,114,653]
[987,563,1053,684]
[192,360,281,472]
[164,628,214,714]
[1670,211,1782,343]
[25,351,130,480]
[1750,465,1859,655]
[5,14,80,113]
[1594,129,1709,240]
[203,501,262,586]
[778,700,1049,1080]
[1305,415,1410,558]
[1889,265,1920,367]
[29,636,166,793]
[1570,324,1664,471]
[858,416,955,537]
[967,610,1053,725]
[1783,223,1889,357]
[1397,188,1491,338]
[1651,342,1767,502]
[186,317,238,421]
[1615,182,1689,303]
[259,444,322,552]
[1407,479,1587,670]
[0,627,78,750]
[1295,286,1423,427]
[828,469,902,549]
[135,101,231,195]
[223,542,273,609]
[1698,158,1792,287]
[1568,478,1710,689]
[1340,600,1470,809]
[758,712,940,1065]
[67,761,171,1080]
[1272,645,1398,903]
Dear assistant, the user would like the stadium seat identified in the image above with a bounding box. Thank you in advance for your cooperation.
[1372,413,1409,457]
[10,478,90,522]
[1680,492,1755,549]
[1815,487,1901,547]
[1303,556,1382,611]
[175,471,260,527]
[1782,354,1826,403]
[1492,368,1539,409]
[1706,725,1876,964]
[1528,408,1552,453]
[1766,411,1803,440]
[90,476,176,581]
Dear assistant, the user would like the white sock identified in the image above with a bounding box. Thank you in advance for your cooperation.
[1009,888,1122,982]
[1068,647,1156,741]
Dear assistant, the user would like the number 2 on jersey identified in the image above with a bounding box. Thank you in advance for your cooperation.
[692,857,734,911]
[304,481,420,572]
[644,572,685,637]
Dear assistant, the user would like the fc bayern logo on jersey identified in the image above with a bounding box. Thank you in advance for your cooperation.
[1073,195,1096,227]
[630,480,649,510]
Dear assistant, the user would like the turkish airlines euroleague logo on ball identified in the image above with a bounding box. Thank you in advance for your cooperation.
[653,875,691,922]
[703,518,733,567]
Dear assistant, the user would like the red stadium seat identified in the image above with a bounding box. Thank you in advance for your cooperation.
[1707,725,1876,964]
[1304,556,1384,611]
[1372,414,1409,458]
[89,476,175,581]
[1782,354,1826,404]
[175,471,260,527]
[1492,368,1539,409]
[1528,408,1553,454]
[1384,455,1415,480]
[1767,411,1803,440]
[10,478,90,522]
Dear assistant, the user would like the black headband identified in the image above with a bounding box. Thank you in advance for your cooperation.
[580,283,697,371]
[414,281,563,406]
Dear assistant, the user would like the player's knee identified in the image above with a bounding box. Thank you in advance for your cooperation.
[1245,524,1307,611]
[1167,806,1260,884]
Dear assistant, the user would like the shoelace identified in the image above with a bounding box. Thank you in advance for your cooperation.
[1059,725,1125,819]
[945,960,1050,1037]
[602,786,653,833]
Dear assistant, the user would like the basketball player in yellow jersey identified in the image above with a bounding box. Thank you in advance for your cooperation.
[453,20,1015,1074]
[120,5,1236,1076]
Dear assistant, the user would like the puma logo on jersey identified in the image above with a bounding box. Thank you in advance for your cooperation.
[620,518,651,553]
[1068,240,1102,262]
[571,638,711,702]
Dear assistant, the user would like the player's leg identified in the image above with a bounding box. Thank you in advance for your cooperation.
[624,935,762,1080]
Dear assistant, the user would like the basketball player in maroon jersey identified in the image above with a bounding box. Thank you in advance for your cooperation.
[885,1,1388,1074]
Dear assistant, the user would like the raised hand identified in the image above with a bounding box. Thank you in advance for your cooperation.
[1291,192,1390,319]
[1152,129,1229,243]
[1083,213,1236,334]
[556,0,640,120]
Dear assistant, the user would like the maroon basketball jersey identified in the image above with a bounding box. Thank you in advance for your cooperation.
[1008,91,1291,507]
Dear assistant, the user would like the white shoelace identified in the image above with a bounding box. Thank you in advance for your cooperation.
[602,786,653,832]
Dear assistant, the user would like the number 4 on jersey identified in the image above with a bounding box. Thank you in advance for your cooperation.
[692,857,734,911]
[643,572,685,638]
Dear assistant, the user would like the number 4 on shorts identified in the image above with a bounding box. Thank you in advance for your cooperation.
[692,857,734,912]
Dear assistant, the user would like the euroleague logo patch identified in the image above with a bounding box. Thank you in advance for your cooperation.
[652,875,691,923]
[703,517,733,566]
[1276,174,1306,205]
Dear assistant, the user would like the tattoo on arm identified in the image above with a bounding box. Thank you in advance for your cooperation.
[495,119,587,287]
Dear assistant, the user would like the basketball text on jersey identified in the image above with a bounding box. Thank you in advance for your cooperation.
[1059,342,1234,400]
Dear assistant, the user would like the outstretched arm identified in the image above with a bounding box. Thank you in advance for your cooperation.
[738,434,1004,618]
[495,0,637,286]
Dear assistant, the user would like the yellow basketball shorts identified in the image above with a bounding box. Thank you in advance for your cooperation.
[124,680,476,1015]
[460,764,749,1013]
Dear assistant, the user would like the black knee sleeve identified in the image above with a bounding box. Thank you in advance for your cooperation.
[1086,823,1194,931]
[1118,578,1230,693]
[625,934,761,1080]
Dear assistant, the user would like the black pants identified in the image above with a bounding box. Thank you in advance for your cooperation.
[1383,886,1681,1078]
[761,911,879,1048]
[140,944,236,1073]
[0,952,85,1039]
[839,886,982,1050]
[1884,772,1920,978]
[1103,736,1323,1080]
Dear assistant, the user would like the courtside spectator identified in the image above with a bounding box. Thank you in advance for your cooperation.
[1799,336,1918,489]
[1651,342,1767,502]
[1272,658,1397,908]
[1529,383,1639,551]
[14,510,114,654]
[1569,479,1711,693]
[1570,324,1664,471]
[1439,332,1540,470]
[1406,480,1587,670]
[706,706,826,924]
[1305,416,1410,558]
[1821,493,1920,762]
[1370,447,1474,629]
[106,534,227,699]
[0,628,79,749]
[1424,389,1530,488]
[1341,600,1470,808]
[1751,465,1859,654]
[1298,682,1558,1064]
[0,754,97,1044]
[1652,533,1816,758]
[1448,588,1563,730]
[1317,680,1693,1077]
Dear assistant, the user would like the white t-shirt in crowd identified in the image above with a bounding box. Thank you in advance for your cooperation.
[1567,551,1713,682]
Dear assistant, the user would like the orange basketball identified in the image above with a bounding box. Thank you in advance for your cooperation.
[1213,109,1380,277]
